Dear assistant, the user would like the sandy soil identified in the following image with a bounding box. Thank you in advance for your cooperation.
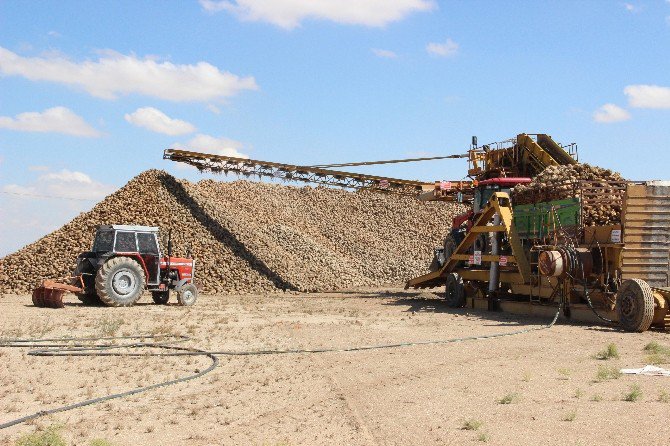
[1,289,670,446]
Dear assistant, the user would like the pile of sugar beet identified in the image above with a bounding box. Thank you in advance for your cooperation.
[0,170,466,295]
[511,163,625,226]
[0,163,627,296]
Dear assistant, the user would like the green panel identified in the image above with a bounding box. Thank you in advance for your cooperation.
[513,198,580,239]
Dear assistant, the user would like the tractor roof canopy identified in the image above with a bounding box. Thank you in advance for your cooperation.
[97,225,159,233]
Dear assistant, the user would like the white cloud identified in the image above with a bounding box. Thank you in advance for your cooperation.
[200,0,435,29]
[624,84,670,109]
[2,169,115,201]
[28,165,50,172]
[207,104,222,114]
[171,134,250,159]
[0,107,101,137]
[42,169,94,184]
[0,46,258,102]
[426,38,459,57]
[593,103,631,123]
[371,48,398,58]
[124,107,196,135]
[624,3,637,12]
[0,170,116,256]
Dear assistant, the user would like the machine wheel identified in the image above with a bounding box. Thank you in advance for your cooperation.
[429,234,460,272]
[152,291,170,305]
[445,273,465,308]
[95,257,145,307]
[444,234,466,268]
[177,283,198,306]
[616,278,655,332]
[444,235,457,262]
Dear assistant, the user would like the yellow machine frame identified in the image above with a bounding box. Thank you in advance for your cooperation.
[407,190,670,331]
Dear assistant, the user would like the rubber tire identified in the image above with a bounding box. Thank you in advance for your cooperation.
[616,278,655,332]
[443,234,465,268]
[445,272,465,308]
[95,257,145,307]
[74,257,100,304]
[76,291,102,305]
[444,235,457,262]
[428,254,442,273]
[152,291,170,305]
[177,283,198,306]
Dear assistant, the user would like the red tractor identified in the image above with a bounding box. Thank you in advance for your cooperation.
[72,225,198,307]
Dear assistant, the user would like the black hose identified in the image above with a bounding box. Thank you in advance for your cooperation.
[0,309,560,431]
[0,335,218,430]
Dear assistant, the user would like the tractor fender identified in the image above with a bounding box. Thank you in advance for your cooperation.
[105,253,150,282]
[173,279,191,291]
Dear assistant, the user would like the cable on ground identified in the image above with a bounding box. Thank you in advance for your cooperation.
[0,309,560,430]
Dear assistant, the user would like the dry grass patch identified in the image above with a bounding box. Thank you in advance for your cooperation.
[644,341,670,364]
[595,365,621,382]
[623,385,643,402]
[594,343,619,360]
[461,419,483,431]
[15,424,66,446]
[96,316,124,337]
[498,393,519,404]
[562,410,577,422]
[478,432,490,442]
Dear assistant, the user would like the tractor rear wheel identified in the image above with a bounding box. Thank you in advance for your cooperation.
[177,283,198,306]
[74,258,100,305]
[95,257,145,307]
[445,272,465,308]
[616,278,655,332]
[152,291,170,305]
[76,291,102,305]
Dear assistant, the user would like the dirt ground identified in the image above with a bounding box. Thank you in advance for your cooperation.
[2,288,670,446]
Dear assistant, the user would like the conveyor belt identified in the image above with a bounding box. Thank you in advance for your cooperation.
[164,149,468,198]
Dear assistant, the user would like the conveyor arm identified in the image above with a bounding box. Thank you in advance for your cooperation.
[164,149,469,199]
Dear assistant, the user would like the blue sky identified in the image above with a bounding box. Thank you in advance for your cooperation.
[1,0,669,256]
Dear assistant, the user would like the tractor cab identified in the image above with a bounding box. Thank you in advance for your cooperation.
[91,225,163,285]
[430,177,531,271]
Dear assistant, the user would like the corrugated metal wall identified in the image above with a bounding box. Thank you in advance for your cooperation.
[622,182,670,287]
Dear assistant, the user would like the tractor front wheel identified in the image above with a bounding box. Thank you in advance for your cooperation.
[616,278,655,332]
[95,257,145,307]
[177,283,198,306]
